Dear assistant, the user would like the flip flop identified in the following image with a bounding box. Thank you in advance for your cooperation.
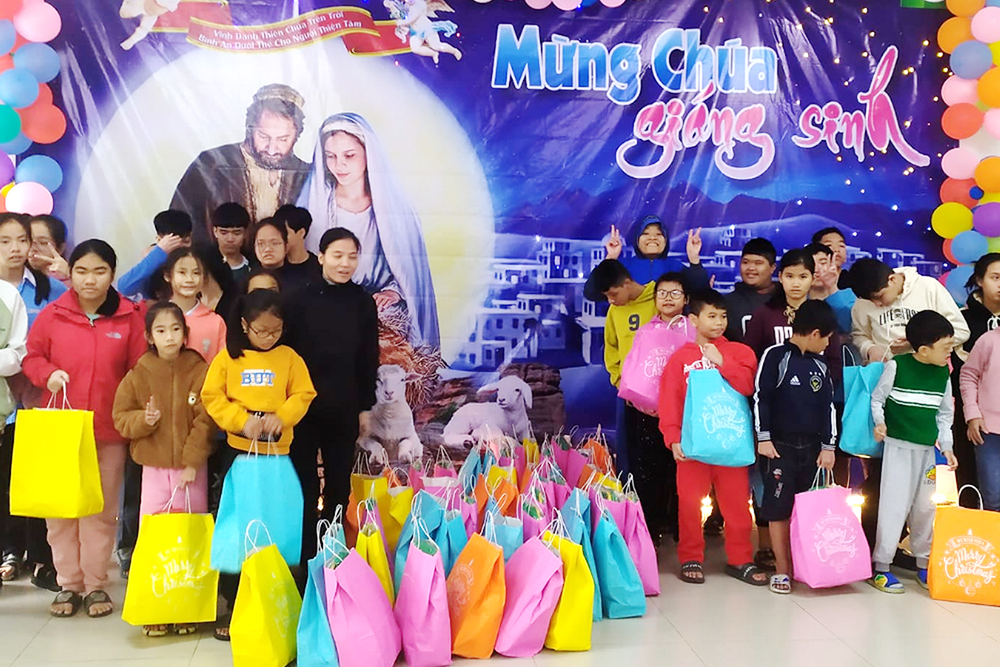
[50,590,83,618]
[83,590,113,618]
[769,573,792,594]
[725,562,769,586]
[679,560,705,584]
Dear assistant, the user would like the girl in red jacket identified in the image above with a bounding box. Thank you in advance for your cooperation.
[23,240,147,619]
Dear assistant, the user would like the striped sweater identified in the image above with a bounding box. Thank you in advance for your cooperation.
[871,354,954,450]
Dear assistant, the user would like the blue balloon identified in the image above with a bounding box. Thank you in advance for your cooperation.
[0,69,38,109]
[946,265,975,305]
[988,0,1000,7]
[971,186,985,200]
[14,154,62,193]
[951,41,994,80]
[952,230,989,265]
[13,44,60,84]
[0,20,14,56]
[0,133,32,156]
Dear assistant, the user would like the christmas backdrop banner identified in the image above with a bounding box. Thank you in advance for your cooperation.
[39,0,953,431]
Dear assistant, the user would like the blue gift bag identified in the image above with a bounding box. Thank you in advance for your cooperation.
[297,555,339,667]
[592,508,645,619]
[840,360,885,458]
[458,449,484,496]
[211,453,304,573]
[394,491,445,593]
[485,498,523,562]
[434,508,470,576]
[564,489,603,622]
[680,369,755,467]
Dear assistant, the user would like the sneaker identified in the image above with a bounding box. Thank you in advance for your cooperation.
[869,572,905,594]
[916,568,929,589]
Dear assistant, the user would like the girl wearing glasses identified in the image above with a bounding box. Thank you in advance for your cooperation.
[200,288,316,640]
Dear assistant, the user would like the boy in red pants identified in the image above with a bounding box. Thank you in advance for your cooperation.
[658,289,768,586]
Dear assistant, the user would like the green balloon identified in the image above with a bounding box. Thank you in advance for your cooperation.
[0,105,21,145]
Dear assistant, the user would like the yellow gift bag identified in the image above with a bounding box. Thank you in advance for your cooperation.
[356,502,395,605]
[10,396,103,519]
[929,486,1000,607]
[122,491,218,625]
[543,519,595,652]
[386,485,414,553]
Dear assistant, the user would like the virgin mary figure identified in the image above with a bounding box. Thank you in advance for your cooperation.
[298,112,440,350]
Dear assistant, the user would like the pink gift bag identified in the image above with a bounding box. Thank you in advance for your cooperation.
[618,316,695,414]
[325,550,401,667]
[790,485,872,589]
[623,495,660,596]
[394,540,452,667]
[496,537,565,658]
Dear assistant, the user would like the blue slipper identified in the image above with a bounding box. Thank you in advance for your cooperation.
[869,571,905,594]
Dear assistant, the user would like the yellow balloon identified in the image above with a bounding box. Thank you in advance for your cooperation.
[0,183,12,197]
[993,42,1000,67]
[932,202,975,238]
[989,236,1000,253]
[982,192,1000,205]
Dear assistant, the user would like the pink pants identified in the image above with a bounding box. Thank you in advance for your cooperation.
[139,465,208,518]
[46,443,127,594]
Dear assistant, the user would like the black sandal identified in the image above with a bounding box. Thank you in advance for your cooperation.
[679,561,705,584]
[754,548,777,571]
[726,562,769,586]
[50,590,83,618]
[83,590,113,618]
[31,564,61,592]
[214,614,231,642]
[0,554,20,581]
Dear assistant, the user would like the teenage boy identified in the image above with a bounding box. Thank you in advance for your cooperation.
[754,300,838,594]
[658,288,768,586]
[813,226,851,289]
[274,204,321,288]
[212,202,251,284]
[725,238,777,343]
[850,259,970,362]
[586,259,656,477]
[806,242,856,334]
[117,210,193,299]
[869,311,958,593]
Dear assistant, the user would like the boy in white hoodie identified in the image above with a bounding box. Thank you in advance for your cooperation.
[850,259,969,362]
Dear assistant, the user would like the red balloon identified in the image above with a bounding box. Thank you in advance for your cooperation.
[0,55,13,74]
[19,103,64,144]
[0,0,22,21]
[940,177,979,209]
[942,103,985,140]
[943,239,960,265]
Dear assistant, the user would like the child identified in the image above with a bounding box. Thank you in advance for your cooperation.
[586,259,656,477]
[274,204,322,288]
[27,214,70,284]
[744,249,817,357]
[724,238,778,343]
[658,288,767,586]
[246,268,281,293]
[812,226,851,290]
[754,300,838,594]
[161,248,227,362]
[850,258,970,363]
[601,216,709,288]
[807,242,856,335]
[118,210,193,299]
[212,203,251,285]
[961,322,1000,511]
[870,311,958,592]
[112,302,214,636]
[200,289,316,639]
[618,272,695,541]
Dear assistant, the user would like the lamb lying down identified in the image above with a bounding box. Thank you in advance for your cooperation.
[358,364,423,464]
[443,375,533,447]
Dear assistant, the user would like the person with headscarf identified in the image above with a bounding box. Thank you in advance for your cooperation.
[297,112,439,351]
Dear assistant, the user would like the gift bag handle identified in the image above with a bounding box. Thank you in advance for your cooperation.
[44,380,71,410]
[957,485,985,511]
[810,467,835,491]
[160,484,192,514]
[244,519,274,557]
[247,436,276,459]
[481,509,499,545]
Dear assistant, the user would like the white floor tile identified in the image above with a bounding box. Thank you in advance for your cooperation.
[686,638,872,667]
[840,633,1000,667]
[533,642,707,667]
[930,597,1000,640]
[12,661,193,667]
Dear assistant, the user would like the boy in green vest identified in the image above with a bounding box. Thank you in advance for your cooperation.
[869,310,958,593]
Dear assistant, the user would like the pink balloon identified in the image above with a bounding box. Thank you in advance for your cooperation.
[553,0,580,8]
[942,147,980,180]
[942,76,980,106]
[12,1,60,43]
[524,0,550,7]
[986,108,1000,140]
[972,7,1000,43]
[5,180,51,215]
[602,0,627,6]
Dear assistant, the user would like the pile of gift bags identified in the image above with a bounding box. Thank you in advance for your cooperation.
[298,432,658,666]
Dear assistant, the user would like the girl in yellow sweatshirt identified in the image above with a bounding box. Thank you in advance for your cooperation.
[200,289,316,641]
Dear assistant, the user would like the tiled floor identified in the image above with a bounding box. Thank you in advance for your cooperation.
[2,538,999,667]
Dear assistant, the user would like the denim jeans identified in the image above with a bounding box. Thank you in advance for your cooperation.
[975,433,1000,511]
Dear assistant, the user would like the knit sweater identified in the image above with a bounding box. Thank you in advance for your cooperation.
[112,349,214,470]
[871,354,954,450]
[201,345,317,454]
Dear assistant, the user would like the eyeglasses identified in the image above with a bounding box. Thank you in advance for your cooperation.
[255,240,284,250]
[656,289,684,299]
[247,324,283,339]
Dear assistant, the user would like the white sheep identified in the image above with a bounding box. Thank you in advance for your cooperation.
[358,365,423,464]
[443,375,533,447]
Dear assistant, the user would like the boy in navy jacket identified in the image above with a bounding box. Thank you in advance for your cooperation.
[754,300,838,594]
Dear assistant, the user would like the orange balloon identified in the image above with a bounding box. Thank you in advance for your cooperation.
[976,156,1000,193]
[941,177,979,208]
[0,0,22,22]
[938,16,974,54]
[28,82,51,108]
[19,104,65,144]
[947,0,986,17]
[942,102,985,139]
[0,55,13,74]
[980,67,1000,108]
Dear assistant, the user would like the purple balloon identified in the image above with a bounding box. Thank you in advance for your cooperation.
[0,153,12,186]
[974,202,1000,238]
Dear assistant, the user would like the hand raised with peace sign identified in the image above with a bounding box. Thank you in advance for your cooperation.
[144,395,161,427]
[605,225,623,260]
[686,228,703,265]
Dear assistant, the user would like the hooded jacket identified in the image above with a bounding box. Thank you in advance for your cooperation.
[724,282,776,343]
[850,267,970,361]
[23,289,148,443]
[959,291,1000,359]
[619,216,710,289]
[113,348,215,470]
